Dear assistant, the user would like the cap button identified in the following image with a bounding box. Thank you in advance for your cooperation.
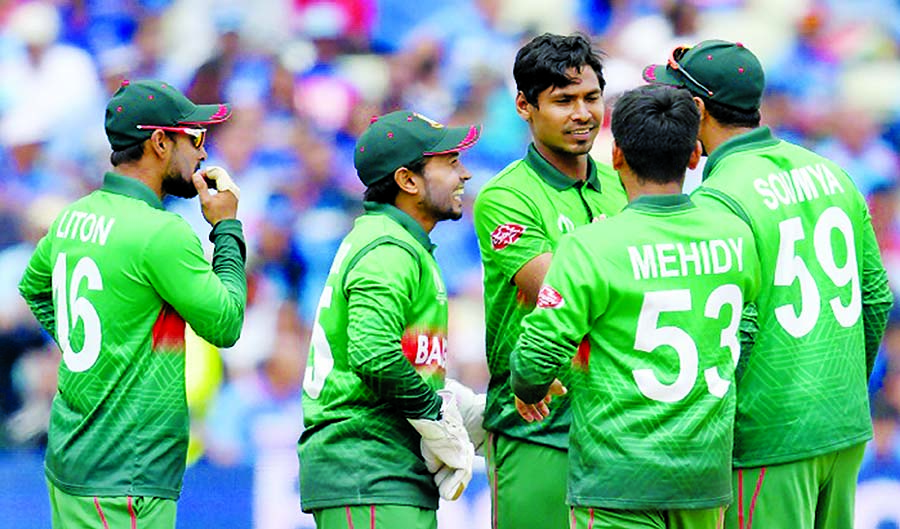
[148,95,154,100]
[121,79,130,87]
[387,132,394,139]
[116,105,123,112]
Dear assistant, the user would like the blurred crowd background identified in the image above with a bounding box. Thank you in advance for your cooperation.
[1,0,900,527]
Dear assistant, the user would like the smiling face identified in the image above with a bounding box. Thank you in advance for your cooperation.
[517,65,604,166]
[416,152,472,223]
[161,132,208,198]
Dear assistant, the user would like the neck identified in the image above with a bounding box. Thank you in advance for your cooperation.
[534,142,588,181]
[700,122,755,156]
[624,175,683,202]
[115,162,165,199]
[393,194,436,233]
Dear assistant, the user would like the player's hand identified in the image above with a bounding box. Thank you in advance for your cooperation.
[408,391,475,500]
[515,378,566,423]
[193,167,239,226]
[442,378,487,455]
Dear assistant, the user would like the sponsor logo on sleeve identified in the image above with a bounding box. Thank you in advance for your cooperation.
[536,285,565,309]
[490,223,526,250]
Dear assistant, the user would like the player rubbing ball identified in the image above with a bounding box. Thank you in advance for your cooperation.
[18,79,246,529]
[472,32,627,529]
[644,39,893,529]
[298,110,486,529]
[511,84,761,529]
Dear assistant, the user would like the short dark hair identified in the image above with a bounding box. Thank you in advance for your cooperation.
[514,33,605,107]
[699,95,761,128]
[109,132,177,167]
[611,85,700,185]
[362,156,428,205]
[109,142,145,166]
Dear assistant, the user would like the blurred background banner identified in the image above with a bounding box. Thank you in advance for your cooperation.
[1,0,900,527]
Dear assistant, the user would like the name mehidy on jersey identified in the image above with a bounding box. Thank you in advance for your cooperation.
[627,237,745,281]
[753,163,845,210]
[55,209,116,246]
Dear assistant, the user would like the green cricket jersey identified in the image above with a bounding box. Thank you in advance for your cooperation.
[299,202,448,512]
[473,145,627,449]
[691,127,893,468]
[511,195,761,509]
[18,172,247,499]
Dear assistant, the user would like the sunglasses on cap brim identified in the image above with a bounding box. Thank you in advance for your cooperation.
[667,46,714,97]
[136,125,207,149]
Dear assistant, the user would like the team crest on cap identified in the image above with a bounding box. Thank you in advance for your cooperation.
[413,112,445,129]
[536,285,564,309]
[491,223,526,250]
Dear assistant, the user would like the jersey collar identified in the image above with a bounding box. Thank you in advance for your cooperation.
[101,172,165,210]
[363,201,436,253]
[524,144,602,191]
[702,126,780,182]
[625,193,695,213]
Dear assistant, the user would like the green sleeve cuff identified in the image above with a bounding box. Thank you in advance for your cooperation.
[209,219,247,262]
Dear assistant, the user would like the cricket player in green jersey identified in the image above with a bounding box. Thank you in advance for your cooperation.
[644,40,894,529]
[472,33,627,529]
[299,110,485,529]
[511,84,761,529]
[17,79,247,529]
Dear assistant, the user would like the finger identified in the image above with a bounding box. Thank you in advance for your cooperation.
[192,171,211,199]
[536,400,550,418]
[549,378,568,396]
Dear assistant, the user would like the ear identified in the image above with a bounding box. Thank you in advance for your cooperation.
[611,141,626,171]
[515,91,532,121]
[149,129,170,158]
[394,166,420,196]
[687,140,702,170]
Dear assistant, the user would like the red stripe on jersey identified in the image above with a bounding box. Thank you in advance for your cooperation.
[370,505,375,529]
[151,303,186,352]
[573,338,591,369]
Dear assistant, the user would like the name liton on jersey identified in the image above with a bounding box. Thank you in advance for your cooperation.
[628,237,744,280]
[55,210,116,246]
[754,163,845,210]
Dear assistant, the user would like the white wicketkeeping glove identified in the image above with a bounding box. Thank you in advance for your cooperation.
[408,391,474,500]
[204,166,241,200]
[443,378,487,455]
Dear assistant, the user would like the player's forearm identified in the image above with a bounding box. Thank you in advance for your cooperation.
[354,352,442,420]
[861,268,892,378]
[510,347,555,404]
[860,221,893,378]
[202,219,248,346]
[19,289,56,339]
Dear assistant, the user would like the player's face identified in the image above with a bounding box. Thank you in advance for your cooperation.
[519,65,604,159]
[418,152,472,223]
[162,133,207,198]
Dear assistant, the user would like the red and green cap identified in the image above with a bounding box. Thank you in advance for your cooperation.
[354,110,481,187]
[104,79,232,150]
[642,40,765,112]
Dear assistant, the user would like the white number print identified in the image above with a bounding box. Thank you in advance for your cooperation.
[302,286,334,399]
[774,207,860,338]
[633,285,743,403]
[302,242,352,399]
[52,253,103,372]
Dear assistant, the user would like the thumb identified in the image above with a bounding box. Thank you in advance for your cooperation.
[549,378,567,397]
[191,171,211,200]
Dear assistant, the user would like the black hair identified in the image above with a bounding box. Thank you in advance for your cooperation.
[513,33,605,107]
[610,85,700,185]
[109,132,177,167]
[362,156,428,205]
[698,95,761,128]
[109,142,145,166]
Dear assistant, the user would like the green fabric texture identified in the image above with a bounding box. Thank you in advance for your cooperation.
[473,145,627,450]
[512,194,761,509]
[691,127,893,468]
[48,479,177,529]
[299,202,449,512]
[18,172,247,499]
[313,504,437,529]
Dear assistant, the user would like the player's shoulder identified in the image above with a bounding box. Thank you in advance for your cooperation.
[477,158,538,195]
